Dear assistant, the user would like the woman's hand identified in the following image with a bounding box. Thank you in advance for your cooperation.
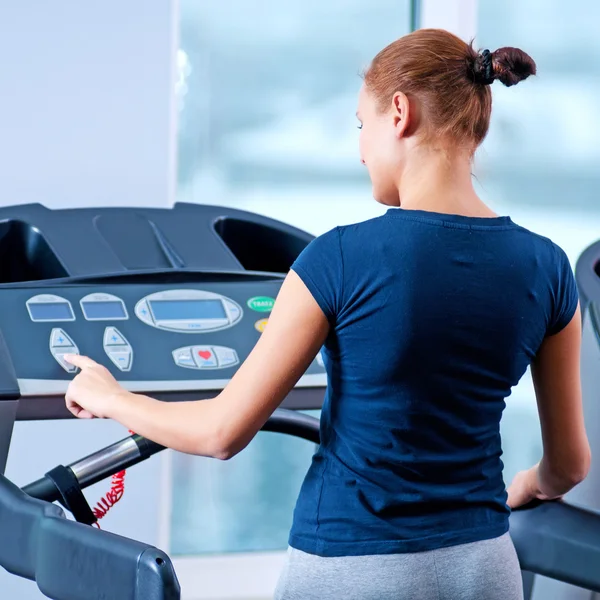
[63,354,131,420]
[506,464,554,509]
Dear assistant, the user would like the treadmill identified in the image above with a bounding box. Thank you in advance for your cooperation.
[0,202,325,599]
[0,203,600,599]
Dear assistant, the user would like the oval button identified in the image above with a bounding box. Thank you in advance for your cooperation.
[254,318,268,333]
[247,296,275,312]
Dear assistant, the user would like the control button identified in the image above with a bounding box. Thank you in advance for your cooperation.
[247,296,275,313]
[106,350,132,372]
[193,346,218,369]
[213,346,239,368]
[254,318,268,333]
[173,347,197,369]
[102,328,133,371]
[134,299,153,325]
[50,328,75,348]
[103,327,128,346]
[53,352,79,373]
[49,329,79,373]
[225,300,242,323]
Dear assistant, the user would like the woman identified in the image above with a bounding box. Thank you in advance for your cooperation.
[64,29,590,600]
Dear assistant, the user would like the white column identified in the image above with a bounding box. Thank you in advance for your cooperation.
[418,0,478,42]
[0,0,179,209]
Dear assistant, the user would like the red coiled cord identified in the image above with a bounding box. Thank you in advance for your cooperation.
[91,430,135,529]
[92,470,127,527]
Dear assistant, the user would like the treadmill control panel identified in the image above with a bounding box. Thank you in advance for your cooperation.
[4,280,326,397]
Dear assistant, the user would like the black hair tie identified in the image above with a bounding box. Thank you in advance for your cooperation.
[472,49,495,85]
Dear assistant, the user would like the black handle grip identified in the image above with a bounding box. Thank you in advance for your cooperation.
[511,500,600,592]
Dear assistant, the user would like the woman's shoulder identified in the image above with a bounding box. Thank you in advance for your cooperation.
[506,220,571,265]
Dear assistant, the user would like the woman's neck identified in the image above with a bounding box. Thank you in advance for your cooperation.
[396,147,496,218]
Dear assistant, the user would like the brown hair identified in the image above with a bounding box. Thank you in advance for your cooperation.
[363,28,536,152]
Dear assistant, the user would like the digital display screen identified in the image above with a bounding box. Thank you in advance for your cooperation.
[82,301,127,320]
[28,302,74,321]
[150,299,227,321]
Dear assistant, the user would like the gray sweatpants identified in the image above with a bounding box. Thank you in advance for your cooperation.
[274,533,523,600]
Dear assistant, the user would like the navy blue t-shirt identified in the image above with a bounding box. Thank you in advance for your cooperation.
[288,208,579,557]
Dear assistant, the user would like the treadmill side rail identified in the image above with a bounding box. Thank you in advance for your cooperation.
[511,501,600,593]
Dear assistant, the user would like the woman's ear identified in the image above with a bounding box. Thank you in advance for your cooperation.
[391,91,410,139]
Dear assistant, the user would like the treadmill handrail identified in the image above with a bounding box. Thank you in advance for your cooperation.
[261,408,321,444]
[24,408,318,503]
[0,473,180,600]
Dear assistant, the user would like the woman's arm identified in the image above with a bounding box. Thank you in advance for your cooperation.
[64,270,329,459]
[531,304,591,495]
[507,305,591,507]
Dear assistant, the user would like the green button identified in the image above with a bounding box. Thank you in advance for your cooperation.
[247,296,275,312]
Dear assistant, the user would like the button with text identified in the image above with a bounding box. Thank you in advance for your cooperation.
[103,327,133,371]
[247,296,275,312]
[213,346,239,368]
[173,347,196,369]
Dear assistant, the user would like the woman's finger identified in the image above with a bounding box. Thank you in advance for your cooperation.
[67,403,96,419]
[507,486,530,509]
[66,403,83,417]
[78,409,96,419]
[63,354,97,369]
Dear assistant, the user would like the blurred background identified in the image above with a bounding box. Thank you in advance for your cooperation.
[1,0,599,598]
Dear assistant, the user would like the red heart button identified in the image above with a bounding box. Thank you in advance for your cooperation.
[198,350,212,360]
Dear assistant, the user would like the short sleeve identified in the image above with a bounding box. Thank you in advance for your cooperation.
[547,244,579,336]
[290,227,343,323]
